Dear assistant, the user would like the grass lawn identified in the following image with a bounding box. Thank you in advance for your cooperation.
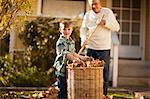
[108,92,134,99]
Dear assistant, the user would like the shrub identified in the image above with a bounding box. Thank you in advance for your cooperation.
[19,17,60,70]
[0,17,81,87]
[0,54,56,87]
[19,17,81,70]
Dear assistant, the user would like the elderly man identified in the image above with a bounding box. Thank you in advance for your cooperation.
[80,0,120,98]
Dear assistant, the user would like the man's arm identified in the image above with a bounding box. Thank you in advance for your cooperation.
[102,8,120,32]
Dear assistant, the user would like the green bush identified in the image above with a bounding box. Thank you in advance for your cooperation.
[19,17,60,70]
[19,17,81,70]
[0,54,55,87]
[0,17,81,87]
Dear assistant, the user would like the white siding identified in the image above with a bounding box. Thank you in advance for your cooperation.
[42,0,85,18]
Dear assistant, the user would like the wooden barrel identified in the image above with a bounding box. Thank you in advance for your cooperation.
[67,66,103,99]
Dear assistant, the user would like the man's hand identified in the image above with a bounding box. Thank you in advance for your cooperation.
[99,19,106,26]
[82,39,89,46]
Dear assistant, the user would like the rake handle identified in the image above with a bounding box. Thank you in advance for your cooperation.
[78,15,104,55]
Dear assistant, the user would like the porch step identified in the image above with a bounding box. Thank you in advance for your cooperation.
[117,60,150,88]
[118,64,150,77]
[118,77,149,87]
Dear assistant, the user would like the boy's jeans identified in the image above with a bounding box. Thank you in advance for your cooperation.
[87,48,110,96]
[57,75,67,99]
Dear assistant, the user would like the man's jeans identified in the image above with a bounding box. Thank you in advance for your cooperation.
[87,48,110,96]
[57,75,67,99]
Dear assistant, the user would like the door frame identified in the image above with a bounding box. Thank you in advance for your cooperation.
[107,0,146,60]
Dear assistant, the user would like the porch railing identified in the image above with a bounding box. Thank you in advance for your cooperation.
[111,32,120,87]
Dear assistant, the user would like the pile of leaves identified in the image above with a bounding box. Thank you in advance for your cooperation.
[0,88,135,99]
[68,58,105,67]
[0,87,58,99]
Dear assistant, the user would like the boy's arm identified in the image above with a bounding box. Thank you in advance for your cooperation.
[57,43,81,62]
[72,53,90,61]
[66,53,81,62]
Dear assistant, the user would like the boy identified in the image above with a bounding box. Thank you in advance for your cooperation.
[53,21,89,99]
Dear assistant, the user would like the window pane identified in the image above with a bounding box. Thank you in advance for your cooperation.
[112,0,120,7]
[122,22,130,32]
[132,0,141,8]
[122,34,129,45]
[132,23,140,32]
[132,11,140,20]
[123,0,130,8]
[122,10,130,20]
[132,35,139,45]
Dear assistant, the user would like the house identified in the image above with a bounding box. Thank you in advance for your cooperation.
[10,0,150,88]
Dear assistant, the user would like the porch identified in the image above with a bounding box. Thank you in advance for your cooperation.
[110,32,150,88]
[117,59,150,88]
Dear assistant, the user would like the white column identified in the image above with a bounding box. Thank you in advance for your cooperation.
[37,0,42,15]
[9,27,16,53]
[111,32,119,87]
[112,45,118,87]
[9,27,16,60]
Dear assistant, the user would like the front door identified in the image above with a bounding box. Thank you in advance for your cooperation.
[111,0,144,59]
